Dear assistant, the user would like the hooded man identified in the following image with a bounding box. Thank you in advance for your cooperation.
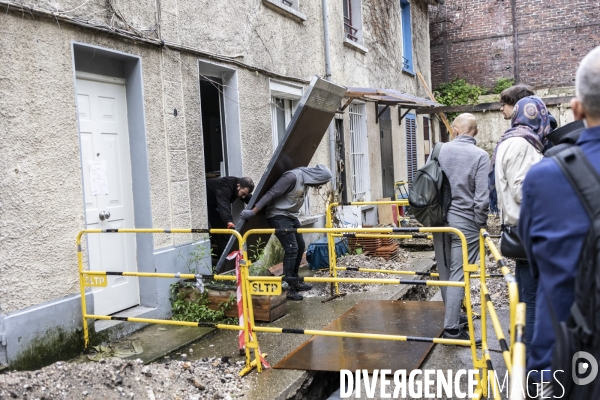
[240,164,332,300]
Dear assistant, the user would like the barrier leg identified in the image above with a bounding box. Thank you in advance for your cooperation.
[510,303,527,400]
[77,234,90,349]
[326,204,340,296]
[463,269,481,392]
[479,232,488,398]
[241,243,263,373]
[238,258,253,375]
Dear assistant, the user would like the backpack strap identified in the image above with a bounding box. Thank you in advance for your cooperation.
[552,146,600,345]
[552,146,600,219]
[431,142,444,161]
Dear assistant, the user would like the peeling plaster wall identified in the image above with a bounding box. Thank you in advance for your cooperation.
[0,0,434,316]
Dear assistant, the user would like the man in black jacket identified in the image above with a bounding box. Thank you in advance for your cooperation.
[206,176,254,256]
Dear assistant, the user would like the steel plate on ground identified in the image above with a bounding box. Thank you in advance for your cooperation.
[274,300,445,372]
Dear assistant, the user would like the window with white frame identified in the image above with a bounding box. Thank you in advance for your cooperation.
[349,103,369,201]
[270,81,303,152]
[343,0,363,44]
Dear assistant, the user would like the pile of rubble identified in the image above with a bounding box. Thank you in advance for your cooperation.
[0,357,247,400]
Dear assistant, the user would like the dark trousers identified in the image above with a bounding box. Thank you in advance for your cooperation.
[515,258,537,359]
[207,208,230,258]
[267,215,305,279]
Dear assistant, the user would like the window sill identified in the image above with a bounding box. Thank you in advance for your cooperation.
[343,38,368,54]
[262,0,307,23]
[402,67,416,77]
[298,213,323,226]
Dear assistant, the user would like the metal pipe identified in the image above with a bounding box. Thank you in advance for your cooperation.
[322,0,337,191]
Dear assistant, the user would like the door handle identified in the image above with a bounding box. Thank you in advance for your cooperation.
[99,211,111,221]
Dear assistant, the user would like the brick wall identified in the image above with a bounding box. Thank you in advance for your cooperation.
[429,0,600,90]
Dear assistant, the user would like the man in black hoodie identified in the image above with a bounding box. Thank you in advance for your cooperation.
[240,164,332,300]
[206,176,255,256]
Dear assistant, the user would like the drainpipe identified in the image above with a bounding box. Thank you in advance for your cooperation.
[322,0,337,192]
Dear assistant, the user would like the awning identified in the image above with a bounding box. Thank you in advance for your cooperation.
[341,87,442,123]
[342,87,441,109]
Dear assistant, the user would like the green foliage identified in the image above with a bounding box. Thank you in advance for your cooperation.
[492,77,515,94]
[169,237,236,324]
[248,236,285,276]
[434,78,488,107]
[171,283,237,324]
[248,236,267,263]
[178,238,213,275]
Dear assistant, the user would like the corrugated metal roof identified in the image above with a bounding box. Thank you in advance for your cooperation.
[344,87,441,109]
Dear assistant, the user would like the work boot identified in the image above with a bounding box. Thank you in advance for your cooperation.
[442,328,482,345]
[286,288,303,301]
[294,282,313,292]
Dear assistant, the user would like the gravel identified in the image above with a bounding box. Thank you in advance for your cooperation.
[302,251,433,298]
[0,357,248,400]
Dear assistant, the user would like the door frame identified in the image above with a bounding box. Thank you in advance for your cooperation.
[378,105,394,199]
[71,42,155,311]
[197,60,243,177]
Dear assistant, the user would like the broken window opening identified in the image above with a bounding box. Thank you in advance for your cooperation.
[200,78,228,178]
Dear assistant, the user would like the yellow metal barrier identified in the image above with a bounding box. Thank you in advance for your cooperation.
[326,200,423,295]
[76,225,526,391]
[477,230,527,400]
[239,226,482,380]
[77,228,259,374]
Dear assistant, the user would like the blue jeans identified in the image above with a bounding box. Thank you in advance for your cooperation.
[515,259,538,359]
[267,215,305,279]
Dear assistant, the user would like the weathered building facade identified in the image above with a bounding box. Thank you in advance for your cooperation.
[0,0,440,368]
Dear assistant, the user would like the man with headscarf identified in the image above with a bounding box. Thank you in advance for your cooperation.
[241,164,332,300]
[519,46,600,398]
[489,95,550,367]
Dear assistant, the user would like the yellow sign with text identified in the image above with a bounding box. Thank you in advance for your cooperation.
[250,281,282,296]
[83,275,108,287]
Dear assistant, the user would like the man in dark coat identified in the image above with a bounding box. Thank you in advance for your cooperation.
[206,176,254,256]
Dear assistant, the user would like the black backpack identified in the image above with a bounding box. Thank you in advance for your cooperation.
[545,120,585,158]
[408,142,451,227]
[549,146,600,398]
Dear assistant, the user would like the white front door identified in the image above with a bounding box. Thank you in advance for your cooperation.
[76,73,139,316]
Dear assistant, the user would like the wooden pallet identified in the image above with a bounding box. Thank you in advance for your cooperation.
[206,289,288,322]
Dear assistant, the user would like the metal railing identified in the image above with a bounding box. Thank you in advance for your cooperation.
[238,226,480,379]
[75,223,527,394]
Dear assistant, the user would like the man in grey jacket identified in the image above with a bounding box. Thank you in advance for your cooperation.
[240,164,332,301]
[433,113,490,341]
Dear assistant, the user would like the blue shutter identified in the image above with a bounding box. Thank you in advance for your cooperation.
[401,0,414,74]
